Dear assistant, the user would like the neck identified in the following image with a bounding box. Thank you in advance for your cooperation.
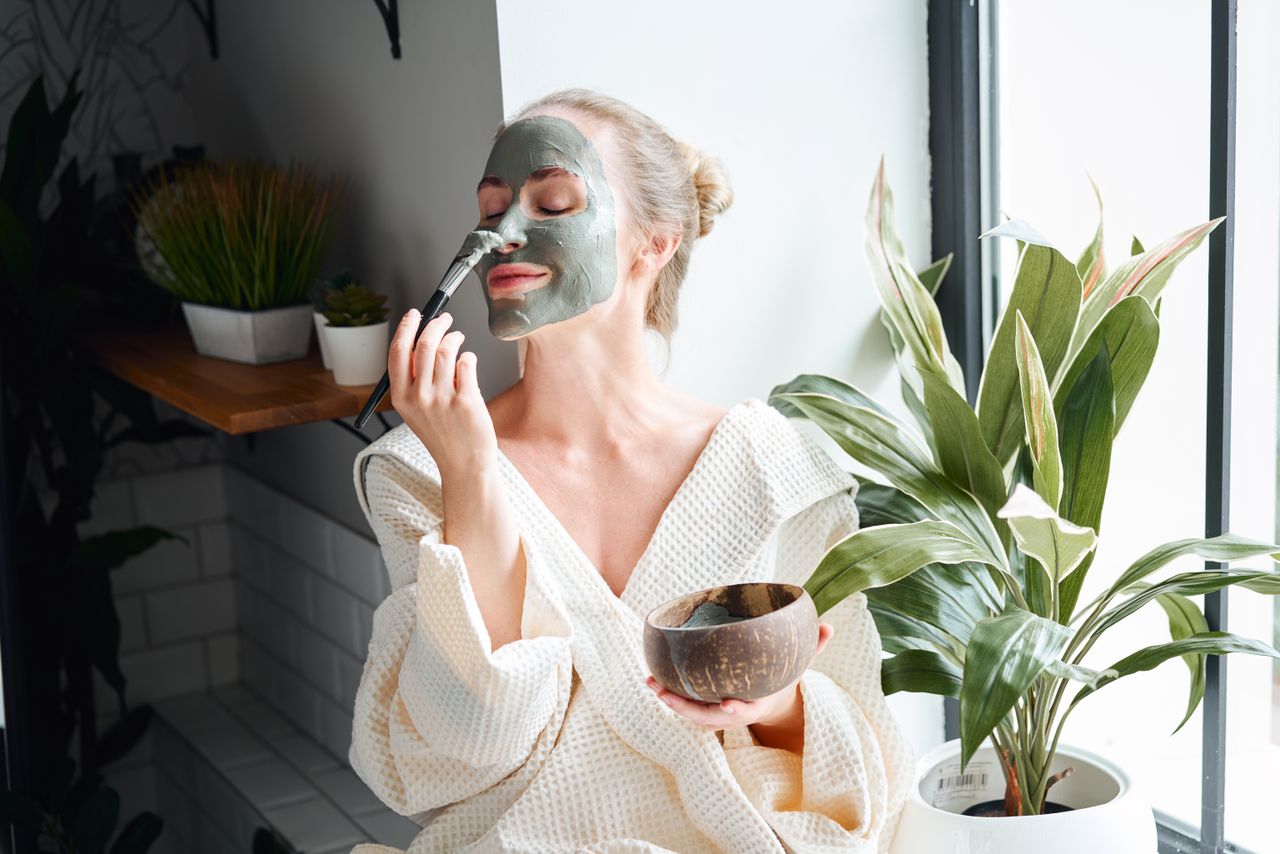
[506,309,674,450]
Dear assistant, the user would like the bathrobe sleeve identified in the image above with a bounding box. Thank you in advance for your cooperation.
[720,483,915,854]
[348,452,575,818]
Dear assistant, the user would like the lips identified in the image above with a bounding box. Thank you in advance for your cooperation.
[487,262,551,295]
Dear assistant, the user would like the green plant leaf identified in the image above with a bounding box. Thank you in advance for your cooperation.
[1153,591,1209,733]
[803,520,1002,615]
[1013,311,1063,511]
[918,367,1009,530]
[997,483,1097,584]
[1107,534,1280,597]
[1074,218,1222,362]
[879,309,935,447]
[868,562,998,645]
[1076,175,1106,300]
[772,391,1005,562]
[1044,658,1115,688]
[1052,342,1115,619]
[959,605,1071,768]
[918,254,954,298]
[882,649,962,697]
[1053,295,1158,438]
[975,239,1082,466]
[769,373,894,420]
[1069,632,1280,721]
[852,476,930,527]
[1096,568,1280,638]
[1131,235,1145,255]
[868,601,960,655]
[864,158,967,395]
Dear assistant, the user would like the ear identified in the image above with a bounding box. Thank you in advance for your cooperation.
[640,232,681,274]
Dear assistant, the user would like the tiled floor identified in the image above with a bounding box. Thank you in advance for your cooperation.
[151,683,420,853]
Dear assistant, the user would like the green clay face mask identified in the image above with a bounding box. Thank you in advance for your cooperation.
[474,115,618,339]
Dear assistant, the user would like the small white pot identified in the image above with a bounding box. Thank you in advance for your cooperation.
[313,311,333,369]
[889,739,1156,854]
[326,321,389,386]
[180,302,313,365]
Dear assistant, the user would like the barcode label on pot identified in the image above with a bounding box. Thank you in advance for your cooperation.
[928,760,995,812]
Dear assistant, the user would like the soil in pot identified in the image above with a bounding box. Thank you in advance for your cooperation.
[960,799,1073,817]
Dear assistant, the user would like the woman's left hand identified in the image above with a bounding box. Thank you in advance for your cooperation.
[645,622,834,728]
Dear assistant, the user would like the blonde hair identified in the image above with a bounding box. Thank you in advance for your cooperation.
[497,88,733,343]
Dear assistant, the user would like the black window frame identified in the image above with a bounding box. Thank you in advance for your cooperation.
[926,2,1241,852]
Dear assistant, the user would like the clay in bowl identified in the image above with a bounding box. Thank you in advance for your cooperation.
[643,582,818,703]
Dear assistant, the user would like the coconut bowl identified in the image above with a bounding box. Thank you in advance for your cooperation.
[643,581,818,702]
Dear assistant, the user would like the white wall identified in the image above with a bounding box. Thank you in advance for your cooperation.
[495,0,941,755]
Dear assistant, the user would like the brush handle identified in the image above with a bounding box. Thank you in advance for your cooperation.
[353,287,451,429]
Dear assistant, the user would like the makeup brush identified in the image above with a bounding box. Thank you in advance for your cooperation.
[353,230,503,429]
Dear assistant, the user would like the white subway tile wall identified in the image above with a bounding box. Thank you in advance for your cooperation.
[82,458,416,853]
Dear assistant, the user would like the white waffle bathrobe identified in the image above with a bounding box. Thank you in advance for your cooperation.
[347,397,914,853]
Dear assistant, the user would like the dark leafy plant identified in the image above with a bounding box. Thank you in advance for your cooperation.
[0,72,210,851]
[323,282,389,327]
[770,158,1280,816]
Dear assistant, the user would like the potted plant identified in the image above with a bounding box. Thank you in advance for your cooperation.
[311,268,355,369]
[131,159,344,364]
[769,159,1280,853]
[322,280,390,385]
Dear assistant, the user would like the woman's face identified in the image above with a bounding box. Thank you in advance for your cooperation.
[474,114,620,339]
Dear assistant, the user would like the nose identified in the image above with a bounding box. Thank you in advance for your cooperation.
[492,208,527,254]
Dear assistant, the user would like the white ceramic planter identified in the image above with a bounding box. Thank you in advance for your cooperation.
[181,302,314,365]
[325,321,389,385]
[889,739,1156,854]
[313,311,333,369]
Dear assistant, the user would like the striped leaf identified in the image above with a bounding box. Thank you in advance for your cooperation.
[1076,176,1106,300]
[1069,632,1280,720]
[865,158,967,395]
[1096,568,1280,638]
[1107,534,1280,597]
[803,520,1001,616]
[1054,340,1116,620]
[960,606,1071,768]
[1073,218,1223,363]
[882,650,962,697]
[1053,295,1158,438]
[1014,312,1063,511]
[975,234,1082,466]
[772,391,1006,562]
[997,483,1097,587]
[919,254,954,298]
[1153,590,1209,734]
[919,367,1010,534]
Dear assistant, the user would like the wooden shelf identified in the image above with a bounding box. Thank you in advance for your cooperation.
[80,319,394,435]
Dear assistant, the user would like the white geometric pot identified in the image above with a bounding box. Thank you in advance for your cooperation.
[180,302,314,365]
[325,321,389,386]
[889,739,1156,854]
[314,311,333,369]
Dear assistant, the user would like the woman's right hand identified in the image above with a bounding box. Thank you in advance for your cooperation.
[387,308,497,479]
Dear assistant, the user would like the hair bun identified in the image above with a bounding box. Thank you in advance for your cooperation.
[677,140,733,238]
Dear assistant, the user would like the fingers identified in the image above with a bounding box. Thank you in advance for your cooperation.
[433,329,465,394]
[412,311,454,387]
[387,309,422,402]
[815,622,834,655]
[455,350,479,395]
[645,676,743,727]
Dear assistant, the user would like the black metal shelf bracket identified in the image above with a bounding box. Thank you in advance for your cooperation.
[370,0,402,59]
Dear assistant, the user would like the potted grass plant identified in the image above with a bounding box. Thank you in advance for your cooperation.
[322,279,390,385]
[769,158,1280,853]
[131,159,344,364]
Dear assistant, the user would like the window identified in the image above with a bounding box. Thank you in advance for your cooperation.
[929,1,1277,850]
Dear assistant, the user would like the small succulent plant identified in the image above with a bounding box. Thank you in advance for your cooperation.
[323,282,389,327]
[311,268,357,313]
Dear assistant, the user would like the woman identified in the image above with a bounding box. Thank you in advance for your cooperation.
[349,89,913,853]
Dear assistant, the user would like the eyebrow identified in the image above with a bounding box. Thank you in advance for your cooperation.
[476,165,578,192]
